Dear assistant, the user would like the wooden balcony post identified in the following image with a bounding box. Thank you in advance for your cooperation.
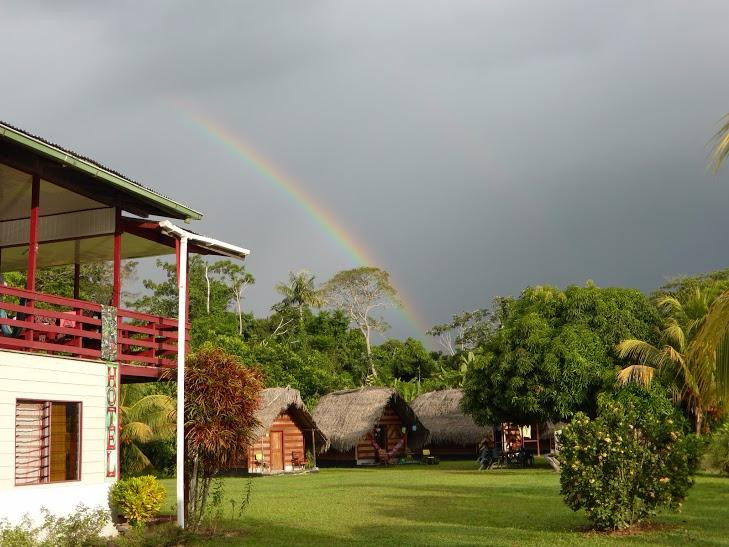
[112,208,122,307]
[73,240,81,300]
[24,175,40,342]
[27,174,40,291]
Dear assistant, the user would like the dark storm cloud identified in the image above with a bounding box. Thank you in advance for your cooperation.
[2,1,729,343]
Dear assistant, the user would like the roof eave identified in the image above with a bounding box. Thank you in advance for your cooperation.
[0,123,203,221]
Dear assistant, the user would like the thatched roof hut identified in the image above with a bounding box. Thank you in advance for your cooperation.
[411,389,491,448]
[312,387,427,453]
[255,387,327,452]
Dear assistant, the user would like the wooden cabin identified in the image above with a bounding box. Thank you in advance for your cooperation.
[246,387,327,474]
[411,389,492,458]
[0,121,249,528]
[312,387,427,466]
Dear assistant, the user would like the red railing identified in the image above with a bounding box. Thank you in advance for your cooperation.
[0,285,187,369]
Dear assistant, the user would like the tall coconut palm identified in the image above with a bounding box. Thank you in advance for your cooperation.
[617,289,716,434]
[273,270,324,324]
[697,114,729,404]
[120,384,176,474]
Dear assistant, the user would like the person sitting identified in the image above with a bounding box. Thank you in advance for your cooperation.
[0,275,20,338]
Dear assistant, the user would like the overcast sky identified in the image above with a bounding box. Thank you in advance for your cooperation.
[2,1,729,344]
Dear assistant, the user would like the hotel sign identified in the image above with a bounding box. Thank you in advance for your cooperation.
[106,363,119,478]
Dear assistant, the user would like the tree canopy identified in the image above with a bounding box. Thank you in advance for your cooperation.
[462,283,662,425]
[320,266,400,380]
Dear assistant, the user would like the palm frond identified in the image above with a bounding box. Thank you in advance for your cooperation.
[617,364,655,387]
[689,289,729,399]
[121,421,154,444]
[121,442,152,474]
[717,333,729,402]
[662,345,685,367]
[662,319,686,352]
[655,295,683,315]
[616,339,663,366]
[710,114,729,173]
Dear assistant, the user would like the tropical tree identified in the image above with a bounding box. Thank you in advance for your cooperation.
[427,309,491,355]
[462,283,661,426]
[131,255,232,322]
[617,289,716,434]
[273,270,324,325]
[211,261,255,335]
[697,115,729,404]
[320,267,400,381]
[173,344,263,530]
[372,337,436,382]
[120,384,176,474]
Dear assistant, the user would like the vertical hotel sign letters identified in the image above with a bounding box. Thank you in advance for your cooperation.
[105,363,118,477]
[102,305,119,479]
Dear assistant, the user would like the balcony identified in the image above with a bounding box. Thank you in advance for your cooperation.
[0,284,188,381]
[0,121,249,383]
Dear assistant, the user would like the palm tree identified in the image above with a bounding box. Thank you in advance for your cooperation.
[617,290,716,434]
[620,119,729,432]
[694,114,729,406]
[120,384,176,474]
[273,270,324,324]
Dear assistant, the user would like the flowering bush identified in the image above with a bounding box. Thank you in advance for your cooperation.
[558,386,701,530]
[109,475,166,527]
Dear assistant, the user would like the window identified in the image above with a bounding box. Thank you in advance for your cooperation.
[15,400,80,485]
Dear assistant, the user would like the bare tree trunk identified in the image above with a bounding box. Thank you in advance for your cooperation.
[363,325,377,380]
[695,409,703,435]
[235,292,243,336]
[196,477,211,529]
[187,454,199,527]
[204,265,211,315]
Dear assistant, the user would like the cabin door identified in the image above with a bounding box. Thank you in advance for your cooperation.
[270,431,284,471]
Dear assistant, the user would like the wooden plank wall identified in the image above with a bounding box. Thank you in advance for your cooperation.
[355,405,406,462]
[247,410,305,472]
[0,351,107,491]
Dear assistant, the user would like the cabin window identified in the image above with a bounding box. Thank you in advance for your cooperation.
[15,400,81,485]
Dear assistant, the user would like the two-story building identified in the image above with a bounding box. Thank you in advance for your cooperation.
[0,121,249,527]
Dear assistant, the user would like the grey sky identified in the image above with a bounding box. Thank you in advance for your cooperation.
[2,1,729,344]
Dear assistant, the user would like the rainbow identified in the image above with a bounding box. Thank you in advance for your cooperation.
[171,100,430,337]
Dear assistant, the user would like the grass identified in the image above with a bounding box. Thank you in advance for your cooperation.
[160,461,729,546]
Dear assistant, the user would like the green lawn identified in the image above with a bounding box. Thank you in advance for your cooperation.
[161,461,729,546]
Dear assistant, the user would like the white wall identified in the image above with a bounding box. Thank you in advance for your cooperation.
[0,350,115,529]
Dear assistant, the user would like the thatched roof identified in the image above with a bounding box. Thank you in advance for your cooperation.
[411,389,491,447]
[255,387,328,453]
[312,387,428,452]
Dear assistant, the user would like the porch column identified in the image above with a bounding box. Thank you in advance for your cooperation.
[176,235,189,529]
[112,208,122,307]
[26,174,40,291]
